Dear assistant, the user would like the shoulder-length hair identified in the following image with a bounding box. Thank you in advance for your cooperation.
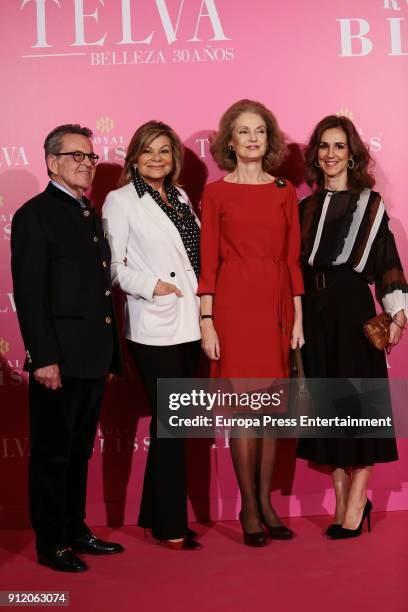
[120,120,183,186]
[210,99,287,173]
[304,115,375,191]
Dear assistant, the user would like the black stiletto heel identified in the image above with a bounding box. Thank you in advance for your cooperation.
[330,499,373,539]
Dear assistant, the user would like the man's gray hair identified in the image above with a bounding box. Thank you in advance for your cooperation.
[44,124,93,176]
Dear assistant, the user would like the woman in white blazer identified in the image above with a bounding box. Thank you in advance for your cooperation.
[103,121,201,550]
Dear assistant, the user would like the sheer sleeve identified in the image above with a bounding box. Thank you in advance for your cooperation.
[197,186,220,295]
[369,213,408,317]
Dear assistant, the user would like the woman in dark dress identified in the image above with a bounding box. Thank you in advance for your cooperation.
[296,115,407,538]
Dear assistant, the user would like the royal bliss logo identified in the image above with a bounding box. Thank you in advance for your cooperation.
[96,116,115,134]
[0,195,14,241]
[0,362,24,387]
[336,109,382,153]
[95,428,149,453]
[0,339,24,387]
[20,0,234,66]
[93,116,126,163]
[0,337,10,357]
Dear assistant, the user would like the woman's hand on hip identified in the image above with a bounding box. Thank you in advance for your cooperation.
[154,279,183,297]
[200,319,220,361]
[291,319,305,350]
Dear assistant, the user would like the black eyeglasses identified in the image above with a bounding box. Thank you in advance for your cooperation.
[54,151,100,164]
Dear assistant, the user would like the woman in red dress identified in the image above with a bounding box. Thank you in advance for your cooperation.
[197,100,304,546]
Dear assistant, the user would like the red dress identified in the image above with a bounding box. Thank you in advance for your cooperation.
[197,178,304,378]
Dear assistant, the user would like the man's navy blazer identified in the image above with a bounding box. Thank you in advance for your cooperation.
[11,182,121,378]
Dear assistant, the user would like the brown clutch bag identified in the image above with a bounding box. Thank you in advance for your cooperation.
[364,312,392,353]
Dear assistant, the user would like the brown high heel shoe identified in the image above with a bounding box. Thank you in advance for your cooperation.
[238,511,268,547]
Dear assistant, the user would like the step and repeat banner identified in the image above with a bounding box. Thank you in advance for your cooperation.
[0,0,407,527]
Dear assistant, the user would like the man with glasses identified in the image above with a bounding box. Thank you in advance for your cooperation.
[11,124,123,572]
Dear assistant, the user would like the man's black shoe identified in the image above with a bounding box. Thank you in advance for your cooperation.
[37,546,88,572]
[70,533,124,555]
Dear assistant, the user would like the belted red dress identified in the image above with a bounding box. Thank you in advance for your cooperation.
[197,178,304,378]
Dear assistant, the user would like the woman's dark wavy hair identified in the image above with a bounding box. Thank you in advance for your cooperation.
[304,115,375,191]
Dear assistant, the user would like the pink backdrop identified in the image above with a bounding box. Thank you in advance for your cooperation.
[1,0,407,528]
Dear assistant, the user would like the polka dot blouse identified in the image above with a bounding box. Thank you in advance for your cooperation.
[131,167,200,279]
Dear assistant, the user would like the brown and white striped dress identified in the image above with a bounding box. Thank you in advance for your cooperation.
[296,189,406,467]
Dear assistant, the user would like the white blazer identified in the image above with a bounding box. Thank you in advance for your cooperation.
[102,182,201,346]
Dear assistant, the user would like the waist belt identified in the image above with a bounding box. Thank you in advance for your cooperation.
[305,266,360,291]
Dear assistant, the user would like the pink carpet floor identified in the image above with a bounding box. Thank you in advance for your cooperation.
[1,512,407,612]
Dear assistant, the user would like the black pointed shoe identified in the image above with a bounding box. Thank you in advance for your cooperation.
[70,533,124,555]
[330,499,373,540]
[37,546,88,572]
[258,508,294,540]
[325,524,342,537]
[263,523,294,540]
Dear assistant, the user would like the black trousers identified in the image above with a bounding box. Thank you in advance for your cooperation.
[29,375,105,550]
[128,340,200,540]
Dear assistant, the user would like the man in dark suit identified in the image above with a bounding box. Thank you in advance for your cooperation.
[11,124,123,572]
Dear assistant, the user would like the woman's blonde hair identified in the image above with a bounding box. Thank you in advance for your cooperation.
[120,120,184,186]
